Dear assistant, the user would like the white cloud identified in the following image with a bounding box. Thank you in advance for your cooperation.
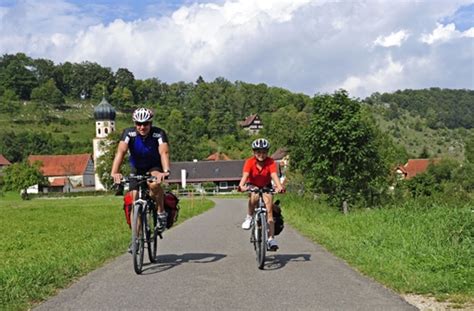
[0,0,473,98]
[337,56,404,97]
[421,23,458,44]
[374,30,410,47]
[421,22,474,44]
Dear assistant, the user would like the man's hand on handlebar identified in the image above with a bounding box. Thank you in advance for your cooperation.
[150,171,168,183]
[112,173,123,185]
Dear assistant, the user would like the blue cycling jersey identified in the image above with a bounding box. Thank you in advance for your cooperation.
[120,126,169,171]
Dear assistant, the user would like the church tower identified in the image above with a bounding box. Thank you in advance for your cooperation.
[93,97,116,190]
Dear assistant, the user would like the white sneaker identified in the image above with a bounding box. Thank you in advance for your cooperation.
[241,215,252,230]
[268,239,279,251]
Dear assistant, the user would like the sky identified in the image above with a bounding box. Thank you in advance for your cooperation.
[0,0,473,98]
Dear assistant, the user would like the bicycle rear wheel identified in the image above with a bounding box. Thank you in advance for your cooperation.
[256,213,267,269]
[131,204,145,274]
[146,206,158,263]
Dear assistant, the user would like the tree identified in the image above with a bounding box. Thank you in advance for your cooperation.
[111,86,134,109]
[164,109,192,161]
[30,79,65,108]
[261,105,308,151]
[95,132,130,190]
[114,68,135,92]
[293,90,387,207]
[3,161,45,199]
[0,53,38,99]
[465,134,474,163]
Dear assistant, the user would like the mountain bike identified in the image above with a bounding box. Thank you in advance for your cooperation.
[122,174,163,274]
[247,187,276,270]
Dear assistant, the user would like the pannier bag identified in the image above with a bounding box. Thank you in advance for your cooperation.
[123,191,180,229]
[123,191,133,228]
[273,200,284,235]
[164,191,180,229]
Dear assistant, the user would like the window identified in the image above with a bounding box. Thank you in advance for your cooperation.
[219,181,228,189]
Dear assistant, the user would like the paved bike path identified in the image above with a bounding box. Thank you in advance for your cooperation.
[35,198,416,310]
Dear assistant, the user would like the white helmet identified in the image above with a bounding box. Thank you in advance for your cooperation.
[132,108,153,122]
[252,138,270,150]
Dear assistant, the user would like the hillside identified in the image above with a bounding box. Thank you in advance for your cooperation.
[1,53,473,164]
[369,104,471,162]
[0,95,472,164]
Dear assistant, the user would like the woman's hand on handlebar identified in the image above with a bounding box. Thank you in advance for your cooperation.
[275,186,285,193]
[238,184,249,192]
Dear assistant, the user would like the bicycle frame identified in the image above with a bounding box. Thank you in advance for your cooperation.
[248,187,274,270]
[126,174,159,274]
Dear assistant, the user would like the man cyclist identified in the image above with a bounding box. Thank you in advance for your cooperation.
[111,107,170,230]
[238,138,284,251]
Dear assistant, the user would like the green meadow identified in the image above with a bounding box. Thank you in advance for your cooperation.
[0,194,214,311]
[279,194,473,305]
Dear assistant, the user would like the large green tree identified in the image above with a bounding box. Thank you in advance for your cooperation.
[0,53,38,99]
[294,90,387,207]
[2,161,45,199]
[30,78,65,108]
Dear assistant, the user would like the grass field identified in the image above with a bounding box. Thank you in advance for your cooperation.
[279,194,473,304]
[0,193,214,311]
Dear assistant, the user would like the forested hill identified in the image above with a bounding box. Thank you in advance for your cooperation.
[364,88,474,129]
[0,52,472,163]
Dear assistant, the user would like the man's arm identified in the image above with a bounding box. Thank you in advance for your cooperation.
[159,142,170,175]
[111,141,128,184]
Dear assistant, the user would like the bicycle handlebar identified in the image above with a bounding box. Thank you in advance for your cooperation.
[119,174,157,183]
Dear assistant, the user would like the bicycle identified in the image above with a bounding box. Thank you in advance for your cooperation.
[246,187,276,270]
[121,174,163,274]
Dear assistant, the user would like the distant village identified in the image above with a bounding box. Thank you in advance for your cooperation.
[0,99,288,194]
[0,98,434,195]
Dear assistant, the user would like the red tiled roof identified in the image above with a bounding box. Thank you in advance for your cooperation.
[0,154,11,166]
[240,114,258,127]
[397,158,440,179]
[205,152,232,161]
[28,154,92,176]
[50,177,68,186]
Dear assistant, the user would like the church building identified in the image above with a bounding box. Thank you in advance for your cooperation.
[92,97,116,190]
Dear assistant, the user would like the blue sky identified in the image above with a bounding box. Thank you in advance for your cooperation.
[0,0,473,98]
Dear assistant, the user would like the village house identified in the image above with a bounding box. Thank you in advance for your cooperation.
[167,160,245,193]
[0,154,11,173]
[205,151,232,161]
[28,154,95,193]
[271,148,289,186]
[240,114,263,135]
[395,158,440,180]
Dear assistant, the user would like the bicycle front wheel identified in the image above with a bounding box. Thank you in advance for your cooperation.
[256,213,267,269]
[131,204,145,274]
[146,207,158,263]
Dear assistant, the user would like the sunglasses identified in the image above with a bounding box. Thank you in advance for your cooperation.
[135,121,150,126]
[253,149,268,154]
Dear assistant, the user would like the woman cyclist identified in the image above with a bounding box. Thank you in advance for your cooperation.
[238,138,284,251]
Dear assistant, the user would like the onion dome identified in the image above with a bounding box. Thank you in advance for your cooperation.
[94,97,116,121]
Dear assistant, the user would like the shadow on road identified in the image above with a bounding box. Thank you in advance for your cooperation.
[141,253,227,274]
[263,253,311,270]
